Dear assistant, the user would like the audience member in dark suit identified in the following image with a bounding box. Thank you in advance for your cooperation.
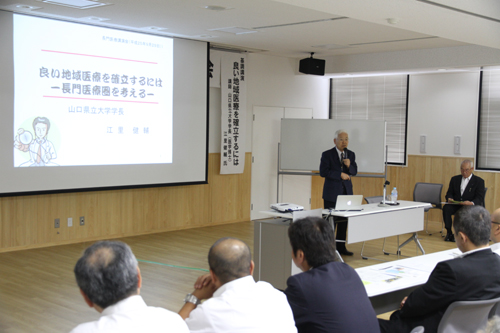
[285,216,379,333]
[379,205,500,333]
[442,159,485,242]
[320,129,357,255]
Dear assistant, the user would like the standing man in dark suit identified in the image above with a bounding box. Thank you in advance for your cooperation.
[379,205,500,333]
[285,216,380,333]
[443,159,485,242]
[320,129,357,255]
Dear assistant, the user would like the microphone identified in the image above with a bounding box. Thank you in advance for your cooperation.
[342,149,348,172]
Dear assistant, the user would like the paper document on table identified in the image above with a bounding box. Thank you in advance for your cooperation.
[358,265,431,296]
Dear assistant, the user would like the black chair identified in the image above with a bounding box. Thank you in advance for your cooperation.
[413,182,443,235]
[482,187,488,207]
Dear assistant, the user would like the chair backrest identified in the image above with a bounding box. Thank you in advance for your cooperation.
[437,297,500,333]
[364,196,383,204]
[482,187,488,207]
[413,182,443,209]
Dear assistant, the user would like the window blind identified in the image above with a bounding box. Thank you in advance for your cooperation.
[477,67,500,171]
[330,75,408,165]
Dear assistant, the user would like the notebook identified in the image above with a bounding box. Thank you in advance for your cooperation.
[334,195,364,211]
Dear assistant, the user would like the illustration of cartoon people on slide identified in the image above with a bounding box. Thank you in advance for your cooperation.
[14,116,58,167]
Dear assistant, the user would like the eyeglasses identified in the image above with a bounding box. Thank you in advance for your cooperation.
[492,221,500,225]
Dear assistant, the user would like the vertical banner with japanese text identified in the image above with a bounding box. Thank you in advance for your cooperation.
[220,54,246,174]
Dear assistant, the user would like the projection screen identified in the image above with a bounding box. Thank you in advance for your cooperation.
[0,12,209,196]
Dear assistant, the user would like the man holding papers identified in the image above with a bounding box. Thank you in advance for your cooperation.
[379,206,500,333]
[442,159,485,242]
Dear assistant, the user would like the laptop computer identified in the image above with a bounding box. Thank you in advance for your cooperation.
[334,195,364,211]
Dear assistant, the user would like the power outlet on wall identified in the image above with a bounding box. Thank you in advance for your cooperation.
[80,216,85,226]
[54,218,60,228]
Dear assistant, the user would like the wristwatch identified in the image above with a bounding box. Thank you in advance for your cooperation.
[184,293,201,305]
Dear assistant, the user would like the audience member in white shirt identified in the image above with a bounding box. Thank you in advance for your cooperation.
[179,237,297,333]
[71,241,188,333]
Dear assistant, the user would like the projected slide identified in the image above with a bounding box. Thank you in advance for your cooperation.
[13,15,173,167]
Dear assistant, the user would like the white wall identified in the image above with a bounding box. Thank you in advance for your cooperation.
[324,45,500,75]
[210,53,483,160]
[407,71,480,157]
[208,52,330,153]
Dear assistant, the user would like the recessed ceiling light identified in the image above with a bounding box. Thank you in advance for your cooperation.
[203,5,232,11]
[36,0,111,10]
[141,26,168,31]
[386,18,400,25]
[312,43,350,50]
[16,4,37,9]
[80,16,110,22]
[209,27,258,35]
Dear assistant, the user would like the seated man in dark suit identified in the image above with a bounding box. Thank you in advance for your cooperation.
[379,205,500,333]
[443,159,485,242]
[285,216,380,333]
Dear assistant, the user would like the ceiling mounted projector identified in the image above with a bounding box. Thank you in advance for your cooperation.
[299,52,325,76]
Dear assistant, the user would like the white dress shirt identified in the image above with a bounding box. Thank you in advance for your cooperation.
[456,246,491,258]
[491,242,500,254]
[70,295,189,333]
[185,275,297,333]
[460,174,472,196]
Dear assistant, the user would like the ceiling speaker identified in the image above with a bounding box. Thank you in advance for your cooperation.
[299,54,325,76]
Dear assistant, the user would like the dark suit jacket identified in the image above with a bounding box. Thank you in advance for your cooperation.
[285,261,380,333]
[445,174,485,206]
[379,248,500,333]
[320,147,357,203]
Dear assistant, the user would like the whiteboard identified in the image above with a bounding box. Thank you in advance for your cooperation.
[280,119,386,173]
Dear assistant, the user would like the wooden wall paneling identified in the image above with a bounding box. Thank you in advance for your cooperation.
[405,155,422,190]
[475,170,497,212]
[14,194,34,247]
[74,191,91,241]
[210,152,252,224]
[429,156,444,185]
[493,174,499,211]
[141,188,157,232]
[95,190,123,238]
[311,173,324,209]
[0,153,251,253]
[352,175,385,199]
[161,184,208,229]
[311,155,500,223]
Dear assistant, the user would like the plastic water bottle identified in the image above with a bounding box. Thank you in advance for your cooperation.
[391,187,398,203]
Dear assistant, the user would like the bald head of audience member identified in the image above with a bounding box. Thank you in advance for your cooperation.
[490,208,500,244]
[74,241,141,313]
[453,205,491,253]
[208,237,254,287]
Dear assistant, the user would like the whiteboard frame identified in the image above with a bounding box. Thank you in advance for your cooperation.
[280,119,386,173]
